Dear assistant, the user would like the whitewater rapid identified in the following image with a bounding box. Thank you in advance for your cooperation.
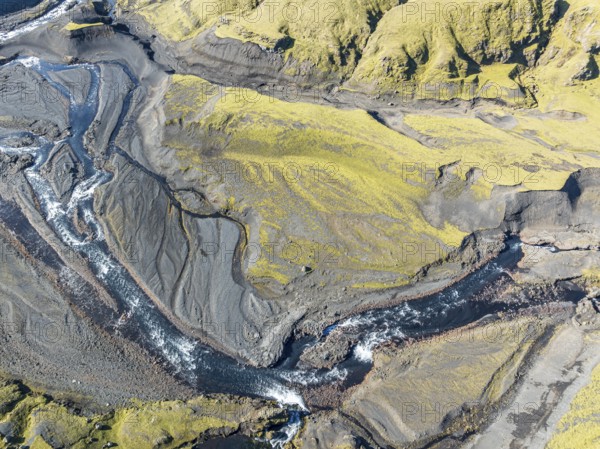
[2,56,315,446]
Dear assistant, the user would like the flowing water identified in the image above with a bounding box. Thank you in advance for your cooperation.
[0,11,587,447]
[0,0,82,42]
[0,56,313,445]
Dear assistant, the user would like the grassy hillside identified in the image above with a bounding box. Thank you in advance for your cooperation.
[118,0,400,78]
[118,0,586,90]
[118,0,600,289]
[116,0,259,42]
[161,73,600,290]
[163,75,465,287]
[349,0,556,88]
[0,377,281,449]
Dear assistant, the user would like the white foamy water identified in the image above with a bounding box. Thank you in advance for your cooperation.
[353,340,375,362]
[338,314,370,329]
[26,172,65,221]
[148,323,198,371]
[335,302,414,362]
[5,57,203,380]
[0,144,39,155]
[67,172,108,212]
[262,384,307,448]
[263,384,307,410]
[278,365,348,386]
[268,411,303,449]
[18,56,42,70]
[353,327,407,362]
[0,1,82,43]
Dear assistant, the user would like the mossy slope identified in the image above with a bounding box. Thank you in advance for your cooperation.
[0,377,282,449]
[546,346,600,449]
[162,73,600,289]
[350,0,556,89]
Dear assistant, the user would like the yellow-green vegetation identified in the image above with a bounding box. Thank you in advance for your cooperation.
[401,111,594,191]
[0,376,282,449]
[532,0,600,86]
[546,361,600,449]
[162,72,600,288]
[341,318,544,444]
[511,2,600,155]
[511,85,600,154]
[63,22,104,31]
[29,436,53,449]
[350,0,555,88]
[121,0,559,90]
[215,0,399,75]
[117,0,258,42]
[108,399,237,448]
[141,0,600,290]
[351,279,411,289]
[581,268,600,288]
[164,74,470,288]
[120,0,399,77]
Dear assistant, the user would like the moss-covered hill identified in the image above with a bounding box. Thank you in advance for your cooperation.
[0,376,282,449]
[116,0,600,293]
[547,354,600,449]
[160,71,600,291]
[117,0,599,89]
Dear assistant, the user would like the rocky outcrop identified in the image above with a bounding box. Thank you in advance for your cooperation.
[497,168,600,284]
[503,168,600,248]
[0,63,70,139]
[39,142,82,202]
[293,410,375,449]
[183,29,322,86]
[47,63,92,104]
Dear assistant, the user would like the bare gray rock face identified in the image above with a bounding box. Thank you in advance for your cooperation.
[423,166,510,232]
[95,153,279,363]
[47,65,92,105]
[84,63,134,158]
[180,29,320,85]
[293,410,372,449]
[504,168,600,248]
[497,169,600,283]
[39,142,82,202]
[0,62,69,135]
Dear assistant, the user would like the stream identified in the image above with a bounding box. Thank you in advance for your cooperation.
[0,0,82,43]
[0,6,588,448]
